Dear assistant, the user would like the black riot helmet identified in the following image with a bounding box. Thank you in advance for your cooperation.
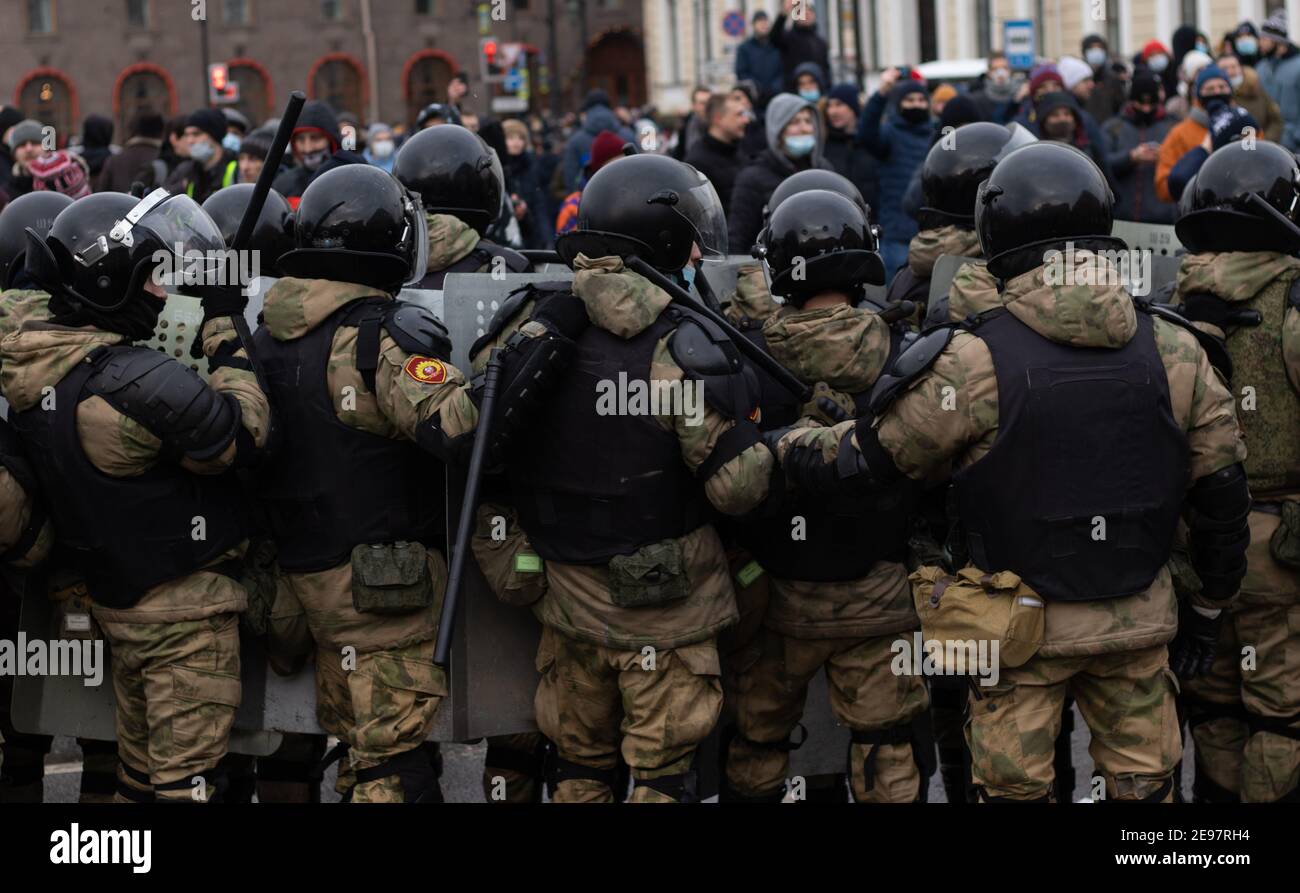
[24,189,226,312]
[415,102,462,129]
[556,154,726,272]
[279,164,427,293]
[1175,140,1300,254]
[201,184,295,276]
[767,169,870,221]
[0,191,73,289]
[920,122,1037,228]
[393,124,503,234]
[762,189,886,305]
[975,141,1122,280]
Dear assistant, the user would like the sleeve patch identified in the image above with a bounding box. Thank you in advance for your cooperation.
[404,356,448,384]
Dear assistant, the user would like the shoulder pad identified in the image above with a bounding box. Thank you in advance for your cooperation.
[87,346,231,446]
[868,325,954,416]
[1140,301,1234,381]
[922,292,950,331]
[385,301,451,361]
[667,310,741,378]
[666,308,758,421]
[480,241,533,274]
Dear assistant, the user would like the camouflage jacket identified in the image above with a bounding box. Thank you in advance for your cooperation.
[777,252,1247,656]
[947,261,1002,323]
[758,301,918,639]
[723,262,780,328]
[427,213,485,273]
[907,225,982,280]
[473,254,774,651]
[0,290,54,567]
[1174,251,1300,498]
[0,309,272,624]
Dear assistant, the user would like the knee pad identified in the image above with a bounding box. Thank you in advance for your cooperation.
[633,771,698,803]
[116,762,155,803]
[484,739,547,784]
[718,777,785,803]
[154,768,229,803]
[1102,773,1175,803]
[977,787,1052,803]
[353,747,443,803]
[850,722,917,801]
[546,754,623,799]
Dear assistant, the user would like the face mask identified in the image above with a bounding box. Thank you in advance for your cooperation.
[222,133,242,155]
[371,139,395,159]
[188,140,215,163]
[681,264,698,288]
[300,149,330,172]
[1201,95,1229,115]
[1229,74,1245,89]
[1237,37,1258,56]
[1085,47,1107,68]
[900,106,930,125]
[1149,54,1169,73]
[990,68,1011,85]
[798,88,822,102]
[783,133,816,157]
[1045,120,1075,141]
[1195,42,1209,54]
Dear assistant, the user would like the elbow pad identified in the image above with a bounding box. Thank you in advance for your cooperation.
[1186,463,1252,602]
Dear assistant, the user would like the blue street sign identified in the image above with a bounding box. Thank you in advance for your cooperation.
[1004,19,1036,70]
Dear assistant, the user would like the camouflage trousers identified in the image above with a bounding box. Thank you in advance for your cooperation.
[725,627,930,802]
[534,625,723,803]
[97,612,242,803]
[276,556,448,804]
[1182,509,1300,803]
[967,643,1180,801]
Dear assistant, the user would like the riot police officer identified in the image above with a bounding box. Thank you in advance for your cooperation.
[250,163,481,803]
[722,189,930,803]
[1171,140,1300,803]
[888,122,1034,323]
[393,124,532,290]
[774,141,1250,802]
[474,153,774,802]
[3,190,271,803]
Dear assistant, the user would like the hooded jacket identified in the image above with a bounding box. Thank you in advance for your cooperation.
[561,100,635,191]
[1103,103,1177,223]
[856,82,934,246]
[727,93,834,254]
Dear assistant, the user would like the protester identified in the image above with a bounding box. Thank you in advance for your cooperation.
[821,83,878,212]
[96,111,165,194]
[1103,70,1176,223]
[556,129,625,236]
[735,10,784,103]
[969,51,1020,123]
[562,89,634,189]
[1156,63,1233,202]
[685,94,750,212]
[502,117,553,250]
[1218,52,1282,140]
[1081,34,1126,122]
[1258,9,1300,151]
[364,122,397,172]
[771,0,831,91]
[164,108,238,204]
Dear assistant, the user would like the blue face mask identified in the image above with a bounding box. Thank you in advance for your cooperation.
[681,264,697,288]
[798,88,822,102]
[222,133,242,155]
[784,133,816,157]
[1237,36,1258,56]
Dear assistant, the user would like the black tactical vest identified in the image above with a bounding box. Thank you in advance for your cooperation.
[417,240,531,290]
[509,298,715,565]
[252,298,446,572]
[952,309,1190,602]
[9,348,247,608]
[731,314,801,430]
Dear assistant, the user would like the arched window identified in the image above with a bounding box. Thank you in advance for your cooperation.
[586,31,645,108]
[404,50,456,128]
[228,60,273,126]
[15,69,76,147]
[309,54,364,117]
[115,64,176,137]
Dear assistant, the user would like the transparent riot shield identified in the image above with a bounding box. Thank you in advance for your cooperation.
[925,255,984,330]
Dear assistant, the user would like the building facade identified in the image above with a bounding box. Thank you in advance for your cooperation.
[3,0,648,142]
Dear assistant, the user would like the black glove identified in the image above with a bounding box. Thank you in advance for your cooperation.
[782,428,868,495]
[1169,604,1223,680]
[532,291,590,339]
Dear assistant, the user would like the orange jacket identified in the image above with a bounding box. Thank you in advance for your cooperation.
[1155,116,1207,203]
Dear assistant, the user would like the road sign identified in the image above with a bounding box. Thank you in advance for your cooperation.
[723,10,745,38]
[1003,19,1036,70]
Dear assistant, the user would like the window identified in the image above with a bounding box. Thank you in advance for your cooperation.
[117,68,171,136]
[126,0,148,27]
[322,0,342,21]
[224,0,249,25]
[1105,0,1121,54]
[28,0,53,34]
[917,0,937,62]
[415,0,433,13]
[976,0,991,58]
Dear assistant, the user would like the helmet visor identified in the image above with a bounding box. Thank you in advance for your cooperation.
[403,189,429,287]
[997,123,1039,160]
[91,190,229,290]
[677,168,730,261]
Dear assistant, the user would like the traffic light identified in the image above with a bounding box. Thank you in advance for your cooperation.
[208,63,240,105]
[481,38,505,82]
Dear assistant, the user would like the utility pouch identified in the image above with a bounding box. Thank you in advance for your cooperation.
[608,540,689,608]
[1269,501,1300,571]
[351,541,434,615]
[909,565,1045,669]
